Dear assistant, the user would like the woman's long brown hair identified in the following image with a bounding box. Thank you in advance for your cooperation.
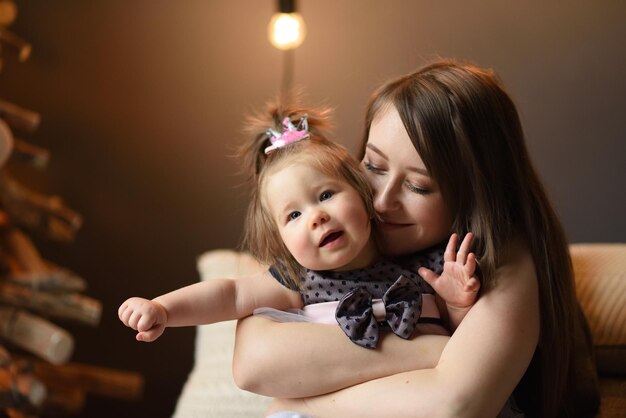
[359,60,584,417]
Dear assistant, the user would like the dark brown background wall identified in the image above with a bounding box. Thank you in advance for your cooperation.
[0,1,624,417]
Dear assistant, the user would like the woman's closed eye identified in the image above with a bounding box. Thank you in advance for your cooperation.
[363,160,385,174]
[405,181,430,195]
[364,158,430,194]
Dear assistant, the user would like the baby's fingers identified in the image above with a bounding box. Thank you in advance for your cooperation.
[464,252,477,275]
[117,302,128,320]
[118,300,132,320]
[127,310,145,330]
[444,233,459,263]
[465,277,481,293]
[464,253,480,292]
[136,314,158,333]
[136,324,165,342]
[118,304,135,326]
[418,266,439,288]
[457,232,474,264]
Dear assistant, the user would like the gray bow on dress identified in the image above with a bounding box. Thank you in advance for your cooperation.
[334,275,423,348]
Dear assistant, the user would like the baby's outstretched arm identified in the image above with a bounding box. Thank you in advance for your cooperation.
[118,271,302,342]
[419,233,480,331]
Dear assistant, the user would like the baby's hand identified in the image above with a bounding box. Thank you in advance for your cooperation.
[118,297,168,342]
[418,233,480,310]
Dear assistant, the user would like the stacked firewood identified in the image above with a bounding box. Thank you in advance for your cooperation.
[0,2,143,416]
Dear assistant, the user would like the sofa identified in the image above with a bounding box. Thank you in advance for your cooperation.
[172,243,626,418]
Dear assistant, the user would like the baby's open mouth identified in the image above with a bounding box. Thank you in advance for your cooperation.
[319,231,343,247]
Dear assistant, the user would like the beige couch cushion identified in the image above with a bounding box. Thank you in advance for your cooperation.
[172,250,270,418]
[571,243,626,376]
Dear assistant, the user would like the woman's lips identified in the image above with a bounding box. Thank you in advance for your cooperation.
[377,220,411,229]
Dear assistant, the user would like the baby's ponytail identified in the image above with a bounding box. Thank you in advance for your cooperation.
[237,98,333,186]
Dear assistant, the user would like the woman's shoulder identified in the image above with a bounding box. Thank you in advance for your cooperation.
[489,236,537,292]
[498,236,534,267]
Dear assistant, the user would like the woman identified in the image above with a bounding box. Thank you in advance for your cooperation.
[232,60,600,417]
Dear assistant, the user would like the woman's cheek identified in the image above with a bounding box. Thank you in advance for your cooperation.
[363,171,380,194]
[414,197,453,241]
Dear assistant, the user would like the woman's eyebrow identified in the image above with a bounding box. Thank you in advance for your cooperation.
[366,143,387,159]
[366,143,429,176]
[409,166,429,176]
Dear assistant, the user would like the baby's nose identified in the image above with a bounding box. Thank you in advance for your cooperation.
[309,209,329,228]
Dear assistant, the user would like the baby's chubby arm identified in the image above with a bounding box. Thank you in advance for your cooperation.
[118,270,303,342]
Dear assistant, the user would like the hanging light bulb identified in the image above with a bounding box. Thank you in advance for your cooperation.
[268,0,306,50]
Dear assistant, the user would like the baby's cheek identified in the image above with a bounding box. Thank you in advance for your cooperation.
[345,201,371,228]
[283,233,312,266]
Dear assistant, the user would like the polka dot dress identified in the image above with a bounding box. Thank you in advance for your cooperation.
[280,244,446,305]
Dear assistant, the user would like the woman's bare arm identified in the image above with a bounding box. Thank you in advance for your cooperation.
[233,317,449,397]
[237,244,540,418]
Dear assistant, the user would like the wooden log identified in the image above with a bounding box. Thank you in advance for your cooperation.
[0,367,46,409]
[0,26,31,62]
[5,269,87,294]
[0,118,13,168]
[0,282,101,325]
[38,384,84,416]
[33,362,144,401]
[0,175,82,241]
[9,138,49,169]
[0,343,10,367]
[0,308,73,364]
[2,228,46,273]
[2,409,39,418]
[0,99,39,133]
[42,260,87,292]
[0,228,87,292]
[5,357,86,415]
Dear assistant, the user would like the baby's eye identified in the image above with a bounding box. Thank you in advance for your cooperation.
[288,211,301,221]
[319,191,334,201]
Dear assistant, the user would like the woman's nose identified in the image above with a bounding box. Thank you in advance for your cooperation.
[309,209,329,229]
[373,179,401,213]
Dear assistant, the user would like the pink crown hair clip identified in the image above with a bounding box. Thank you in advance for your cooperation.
[264,115,310,154]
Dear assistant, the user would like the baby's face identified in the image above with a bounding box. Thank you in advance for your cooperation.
[265,164,377,271]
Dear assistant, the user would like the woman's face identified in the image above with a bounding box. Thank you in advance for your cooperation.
[362,106,452,256]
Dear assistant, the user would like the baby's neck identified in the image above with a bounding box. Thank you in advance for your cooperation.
[333,236,381,271]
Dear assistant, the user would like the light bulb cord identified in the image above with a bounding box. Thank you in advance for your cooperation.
[281,48,295,97]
